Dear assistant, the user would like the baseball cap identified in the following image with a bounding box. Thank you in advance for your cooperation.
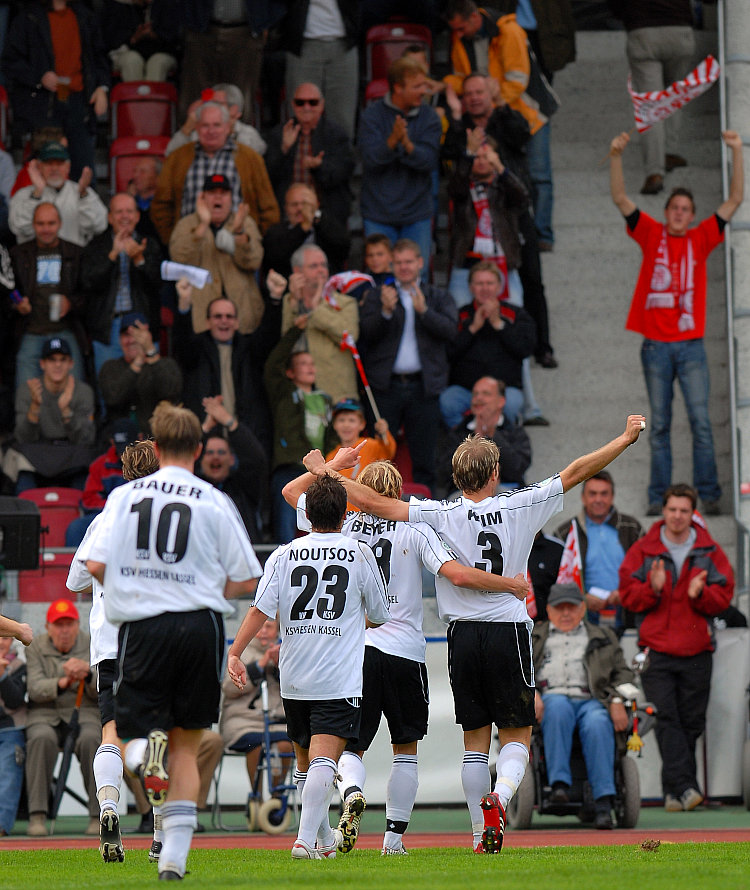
[120,311,148,333]
[547,583,584,608]
[41,336,72,359]
[332,398,364,416]
[38,140,70,162]
[111,418,140,456]
[46,599,79,623]
[203,173,232,192]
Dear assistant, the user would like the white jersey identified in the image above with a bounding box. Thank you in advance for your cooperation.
[297,496,451,662]
[409,475,564,624]
[254,531,391,700]
[85,465,262,625]
[67,514,118,665]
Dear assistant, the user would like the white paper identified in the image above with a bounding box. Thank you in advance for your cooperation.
[587,586,611,601]
[160,261,212,289]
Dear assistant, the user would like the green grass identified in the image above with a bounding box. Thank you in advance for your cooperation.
[1,844,749,890]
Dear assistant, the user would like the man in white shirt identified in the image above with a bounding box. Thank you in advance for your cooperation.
[227,473,391,860]
[85,403,262,880]
[304,413,645,852]
[283,459,529,855]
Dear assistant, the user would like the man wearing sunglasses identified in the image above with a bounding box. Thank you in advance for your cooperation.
[265,83,354,223]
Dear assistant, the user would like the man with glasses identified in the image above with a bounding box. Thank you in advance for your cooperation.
[173,282,271,455]
[265,82,355,223]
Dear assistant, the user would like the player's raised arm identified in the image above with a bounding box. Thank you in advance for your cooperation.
[559,415,645,493]
[303,449,410,521]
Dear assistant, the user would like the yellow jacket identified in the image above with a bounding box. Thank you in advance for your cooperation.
[445,12,546,135]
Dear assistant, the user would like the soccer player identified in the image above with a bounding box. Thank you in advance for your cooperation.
[68,440,158,863]
[283,459,530,855]
[227,474,392,860]
[85,404,262,881]
[304,414,645,852]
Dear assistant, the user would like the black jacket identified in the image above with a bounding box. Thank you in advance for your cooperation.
[2,1,110,131]
[81,228,163,345]
[172,309,272,455]
[282,0,359,54]
[264,115,355,222]
[261,213,350,280]
[358,283,457,397]
[182,0,285,32]
[443,415,531,487]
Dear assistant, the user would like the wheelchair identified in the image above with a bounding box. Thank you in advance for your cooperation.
[507,690,656,830]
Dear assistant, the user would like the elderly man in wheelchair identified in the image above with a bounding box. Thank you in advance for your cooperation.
[521,583,648,830]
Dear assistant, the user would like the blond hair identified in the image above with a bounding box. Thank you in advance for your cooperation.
[357,460,403,499]
[149,402,202,459]
[452,435,499,494]
[121,440,159,481]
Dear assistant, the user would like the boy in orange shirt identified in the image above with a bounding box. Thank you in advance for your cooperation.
[326,400,396,494]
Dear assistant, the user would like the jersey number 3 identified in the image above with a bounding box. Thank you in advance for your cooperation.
[474,531,504,575]
[290,565,349,621]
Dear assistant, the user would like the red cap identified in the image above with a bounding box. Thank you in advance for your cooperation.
[46,599,79,624]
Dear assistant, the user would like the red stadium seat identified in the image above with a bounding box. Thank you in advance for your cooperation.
[17,550,75,603]
[402,482,432,500]
[364,79,389,105]
[18,488,82,548]
[111,81,178,139]
[365,23,432,84]
[109,135,169,194]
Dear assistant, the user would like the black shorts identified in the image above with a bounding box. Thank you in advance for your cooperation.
[447,621,535,731]
[283,697,361,750]
[115,609,225,740]
[97,659,117,726]
[346,647,429,752]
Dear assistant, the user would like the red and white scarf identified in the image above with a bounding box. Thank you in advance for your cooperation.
[645,226,695,332]
[470,183,509,301]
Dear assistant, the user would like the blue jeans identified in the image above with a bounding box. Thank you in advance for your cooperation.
[527,123,553,244]
[93,316,124,381]
[271,465,303,544]
[640,338,720,504]
[0,727,25,833]
[439,383,523,428]
[363,217,433,268]
[541,695,615,801]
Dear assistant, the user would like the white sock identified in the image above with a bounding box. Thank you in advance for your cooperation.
[124,738,148,775]
[493,742,530,810]
[159,800,196,877]
[337,751,365,801]
[462,750,490,846]
[297,757,336,848]
[94,744,123,815]
[316,782,337,848]
[153,807,164,843]
[383,754,417,848]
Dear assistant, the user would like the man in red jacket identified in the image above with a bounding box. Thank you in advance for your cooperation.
[618,483,733,812]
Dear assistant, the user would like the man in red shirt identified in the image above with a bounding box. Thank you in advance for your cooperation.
[609,130,744,515]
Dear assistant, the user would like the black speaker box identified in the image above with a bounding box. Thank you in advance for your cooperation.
[0,497,40,570]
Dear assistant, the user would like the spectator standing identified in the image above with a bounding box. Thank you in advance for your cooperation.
[262,183,350,281]
[0,636,27,838]
[357,239,457,493]
[150,100,279,246]
[324,398,396,488]
[10,204,86,386]
[619,484,734,811]
[609,0,696,195]
[6,335,95,492]
[169,173,265,335]
[280,244,359,403]
[283,0,360,140]
[264,82,354,222]
[554,471,644,629]
[609,130,744,514]
[9,141,107,248]
[25,599,100,837]
[102,0,178,82]
[532,583,634,830]
[2,0,109,181]
[358,57,441,266]
[82,193,163,380]
[528,530,563,622]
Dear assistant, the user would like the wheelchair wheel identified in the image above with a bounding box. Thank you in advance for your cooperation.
[246,799,258,832]
[257,798,293,835]
[616,756,640,828]
[507,763,535,829]
[742,739,750,811]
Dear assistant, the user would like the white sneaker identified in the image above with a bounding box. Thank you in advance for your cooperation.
[291,838,321,859]
[381,843,409,855]
[317,830,342,859]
